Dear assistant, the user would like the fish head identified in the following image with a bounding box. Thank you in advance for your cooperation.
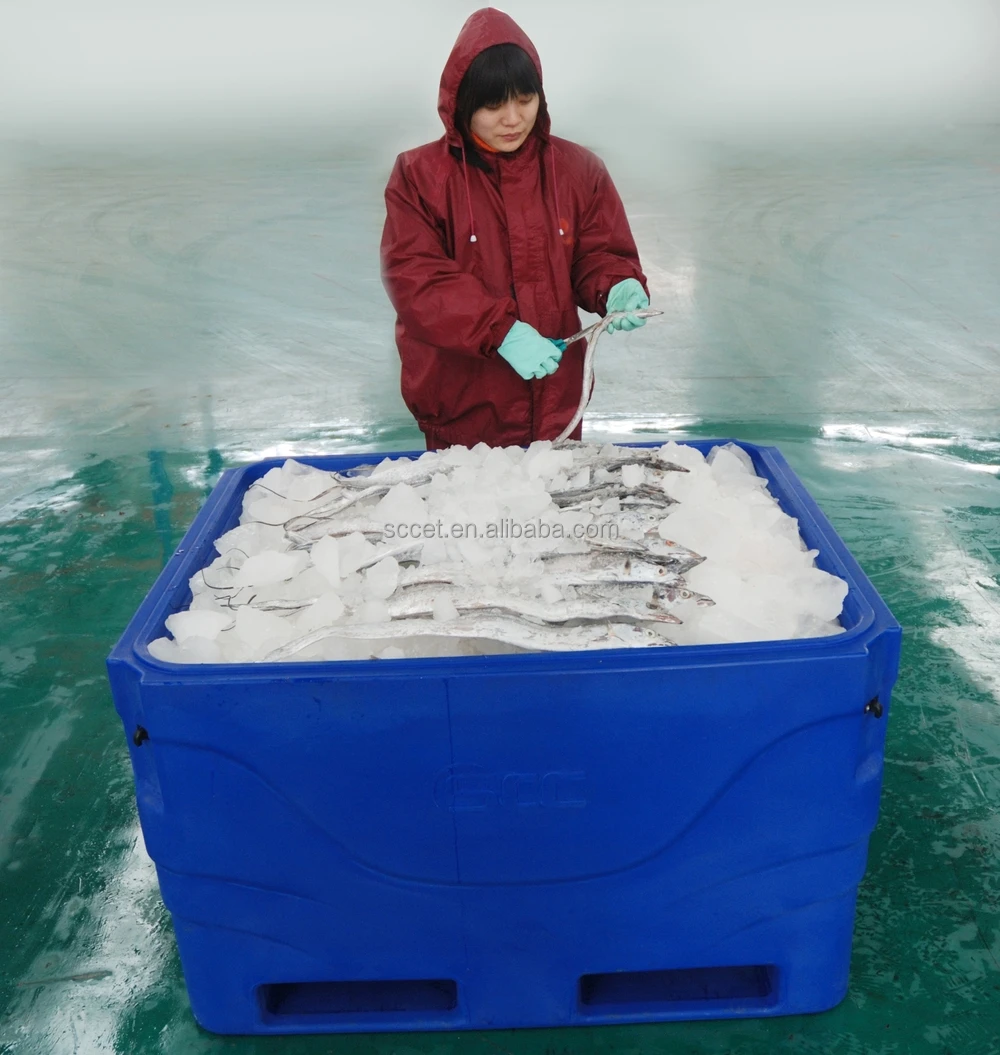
[606,622,670,647]
[646,539,705,565]
[651,585,716,607]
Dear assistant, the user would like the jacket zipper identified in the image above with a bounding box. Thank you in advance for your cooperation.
[497,161,536,441]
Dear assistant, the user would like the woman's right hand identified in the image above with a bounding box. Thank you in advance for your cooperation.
[497,321,563,380]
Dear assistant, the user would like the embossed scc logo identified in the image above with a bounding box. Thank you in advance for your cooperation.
[433,765,587,811]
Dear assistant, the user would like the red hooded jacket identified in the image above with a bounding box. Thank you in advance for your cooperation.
[380,7,648,450]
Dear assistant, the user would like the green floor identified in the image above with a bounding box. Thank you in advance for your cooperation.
[1,126,998,1053]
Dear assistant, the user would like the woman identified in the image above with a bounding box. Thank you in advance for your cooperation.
[381,7,649,451]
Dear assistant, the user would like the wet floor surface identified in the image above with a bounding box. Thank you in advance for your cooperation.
[1,128,998,1053]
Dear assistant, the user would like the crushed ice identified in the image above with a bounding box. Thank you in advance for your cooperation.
[147,440,849,663]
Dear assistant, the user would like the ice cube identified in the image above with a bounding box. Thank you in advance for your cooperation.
[690,606,776,644]
[441,445,477,467]
[509,488,553,517]
[215,522,285,558]
[188,592,227,612]
[433,594,459,621]
[364,556,400,600]
[339,532,378,576]
[234,550,307,587]
[656,441,705,471]
[148,636,183,662]
[233,608,296,653]
[421,537,449,564]
[283,470,334,503]
[370,456,407,477]
[481,446,513,478]
[505,552,536,580]
[621,464,645,488]
[241,496,300,526]
[279,458,317,481]
[540,581,562,604]
[358,600,391,623]
[794,613,845,638]
[176,636,224,664]
[376,482,429,525]
[217,634,255,664]
[293,592,347,633]
[165,609,231,643]
[310,534,341,585]
[458,536,491,566]
[710,448,768,495]
[267,566,328,602]
[449,465,478,491]
[793,568,850,621]
[707,444,741,470]
[526,448,574,481]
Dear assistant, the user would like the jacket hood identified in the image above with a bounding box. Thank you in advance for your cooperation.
[438,7,550,147]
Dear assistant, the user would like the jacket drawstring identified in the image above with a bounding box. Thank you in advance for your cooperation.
[460,137,564,244]
[548,145,565,238]
[461,142,478,243]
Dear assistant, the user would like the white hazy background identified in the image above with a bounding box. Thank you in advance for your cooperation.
[1,0,998,153]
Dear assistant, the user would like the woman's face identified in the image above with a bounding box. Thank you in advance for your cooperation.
[469,93,539,152]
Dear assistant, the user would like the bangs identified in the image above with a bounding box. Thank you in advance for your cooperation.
[456,43,542,132]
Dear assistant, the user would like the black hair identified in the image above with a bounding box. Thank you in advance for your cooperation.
[454,43,544,170]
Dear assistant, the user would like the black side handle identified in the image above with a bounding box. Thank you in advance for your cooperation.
[864,697,883,719]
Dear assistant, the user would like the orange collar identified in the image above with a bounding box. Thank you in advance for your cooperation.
[471,131,500,154]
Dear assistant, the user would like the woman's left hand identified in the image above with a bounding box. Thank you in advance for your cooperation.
[605,279,650,332]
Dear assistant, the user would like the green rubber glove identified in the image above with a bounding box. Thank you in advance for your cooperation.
[606,278,650,332]
[498,321,563,380]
